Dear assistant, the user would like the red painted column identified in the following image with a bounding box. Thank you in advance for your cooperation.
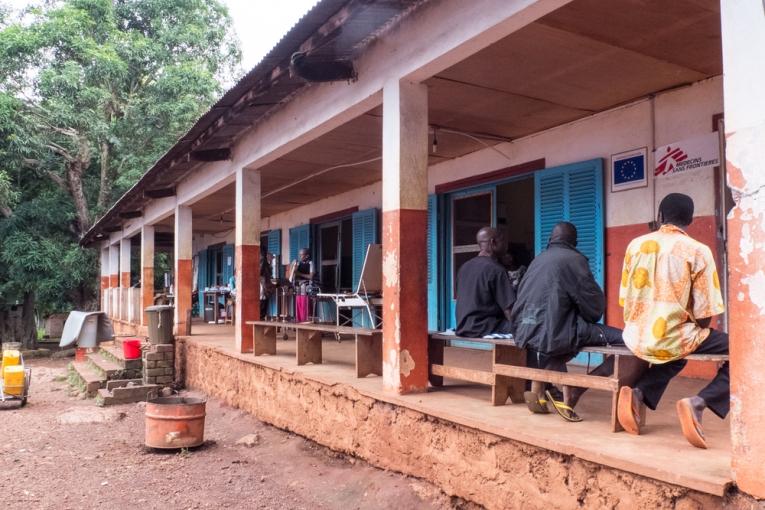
[235,167,261,353]
[99,246,109,305]
[174,205,193,336]
[722,0,765,498]
[141,225,155,326]
[108,243,119,319]
[381,79,429,394]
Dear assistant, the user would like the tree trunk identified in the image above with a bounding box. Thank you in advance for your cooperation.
[97,141,111,211]
[67,160,90,236]
[20,292,37,351]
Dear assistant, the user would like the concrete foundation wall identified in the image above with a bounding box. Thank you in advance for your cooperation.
[180,339,756,510]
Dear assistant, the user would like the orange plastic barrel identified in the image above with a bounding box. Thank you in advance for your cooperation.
[3,365,25,396]
[145,397,206,449]
[1,349,21,370]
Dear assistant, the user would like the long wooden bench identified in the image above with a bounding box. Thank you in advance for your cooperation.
[428,333,729,432]
[246,321,382,378]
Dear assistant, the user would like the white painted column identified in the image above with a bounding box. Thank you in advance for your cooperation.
[141,225,155,326]
[721,0,765,499]
[99,246,110,314]
[235,167,261,353]
[108,243,120,319]
[381,79,429,394]
[174,205,193,335]
[119,237,131,321]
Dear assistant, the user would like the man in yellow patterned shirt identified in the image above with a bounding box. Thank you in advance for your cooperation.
[617,193,728,448]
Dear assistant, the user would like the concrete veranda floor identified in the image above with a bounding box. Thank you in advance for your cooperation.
[178,322,732,496]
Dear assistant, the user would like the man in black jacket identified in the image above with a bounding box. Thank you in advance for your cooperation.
[455,227,516,338]
[510,222,622,420]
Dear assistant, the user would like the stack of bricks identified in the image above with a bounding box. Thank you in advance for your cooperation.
[143,344,174,386]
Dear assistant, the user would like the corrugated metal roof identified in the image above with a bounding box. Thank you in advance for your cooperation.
[82,0,424,246]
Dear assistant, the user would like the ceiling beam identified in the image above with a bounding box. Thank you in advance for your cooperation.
[191,148,231,162]
[143,187,176,199]
[119,210,142,219]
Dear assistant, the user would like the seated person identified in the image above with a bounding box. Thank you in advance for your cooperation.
[511,221,623,421]
[617,193,727,449]
[455,227,516,338]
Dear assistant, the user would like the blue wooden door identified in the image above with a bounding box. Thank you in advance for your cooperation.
[534,158,605,364]
[445,187,496,331]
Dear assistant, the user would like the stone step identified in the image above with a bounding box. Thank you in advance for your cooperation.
[69,361,106,397]
[86,352,125,379]
[95,383,159,407]
[100,344,143,371]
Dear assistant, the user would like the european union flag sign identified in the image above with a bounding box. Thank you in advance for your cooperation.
[611,148,647,191]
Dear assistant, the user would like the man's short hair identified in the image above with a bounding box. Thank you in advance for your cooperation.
[659,193,694,227]
[551,221,577,245]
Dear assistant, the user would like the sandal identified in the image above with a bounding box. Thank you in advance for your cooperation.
[523,391,550,414]
[617,386,642,435]
[676,398,707,449]
[545,389,582,422]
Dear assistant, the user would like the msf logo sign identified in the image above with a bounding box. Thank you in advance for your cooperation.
[654,146,688,176]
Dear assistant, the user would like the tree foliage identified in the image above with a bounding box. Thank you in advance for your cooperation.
[0,0,240,328]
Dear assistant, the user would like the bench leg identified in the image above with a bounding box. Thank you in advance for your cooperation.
[611,354,649,432]
[253,326,277,356]
[428,339,444,387]
[356,332,383,378]
[493,344,526,404]
[296,329,323,365]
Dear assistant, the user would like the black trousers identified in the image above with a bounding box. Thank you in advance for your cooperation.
[528,323,625,370]
[636,329,729,418]
[260,299,268,319]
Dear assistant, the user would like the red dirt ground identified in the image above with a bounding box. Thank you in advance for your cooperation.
[0,358,476,510]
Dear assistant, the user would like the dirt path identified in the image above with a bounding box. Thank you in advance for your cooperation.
[0,358,472,510]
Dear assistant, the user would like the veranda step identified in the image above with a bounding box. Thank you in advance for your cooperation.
[100,343,143,371]
[86,352,125,379]
[70,361,106,397]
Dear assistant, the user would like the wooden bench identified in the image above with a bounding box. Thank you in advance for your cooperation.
[428,333,729,432]
[245,321,383,378]
[428,333,527,406]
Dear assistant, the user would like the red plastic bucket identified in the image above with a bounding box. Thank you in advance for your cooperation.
[122,339,142,360]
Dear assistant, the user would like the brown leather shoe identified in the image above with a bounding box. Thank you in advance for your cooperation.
[617,386,642,435]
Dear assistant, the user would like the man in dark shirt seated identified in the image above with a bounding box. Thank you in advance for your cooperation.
[455,227,516,337]
[510,221,623,421]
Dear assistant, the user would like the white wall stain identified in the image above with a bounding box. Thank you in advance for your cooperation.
[742,270,765,315]
[382,250,399,289]
[383,349,400,391]
[394,314,401,345]
[399,349,415,377]
[740,222,754,265]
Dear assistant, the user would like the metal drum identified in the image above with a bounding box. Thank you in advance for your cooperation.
[145,396,206,449]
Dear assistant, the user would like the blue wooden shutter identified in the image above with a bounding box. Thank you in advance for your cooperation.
[222,244,235,285]
[266,229,281,316]
[351,209,378,327]
[534,158,604,286]
[352,208,378,289]
[289,225,311,263]
[427,194,439,331]
[197,249,208,316]
[535,159,604,365]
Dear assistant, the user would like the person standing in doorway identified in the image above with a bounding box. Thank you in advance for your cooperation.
[294,248,314,323]
[617,193,728,448]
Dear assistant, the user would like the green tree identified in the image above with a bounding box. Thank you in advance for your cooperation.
[0,0,241,347]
